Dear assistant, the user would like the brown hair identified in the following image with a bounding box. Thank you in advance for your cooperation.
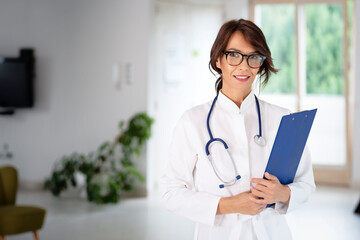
[209,19,278,94]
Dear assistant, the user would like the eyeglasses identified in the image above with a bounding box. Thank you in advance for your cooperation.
[223,51,266,68]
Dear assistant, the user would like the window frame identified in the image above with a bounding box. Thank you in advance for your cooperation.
[249,0,354,185]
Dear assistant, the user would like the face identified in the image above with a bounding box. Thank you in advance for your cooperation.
[216,31,260,97]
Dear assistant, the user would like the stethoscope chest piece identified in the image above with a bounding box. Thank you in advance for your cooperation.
[254,135,266,147]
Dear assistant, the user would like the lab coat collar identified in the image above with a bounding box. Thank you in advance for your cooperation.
[217,90,255,114]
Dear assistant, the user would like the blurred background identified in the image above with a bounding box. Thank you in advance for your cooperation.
[0,0,359,239]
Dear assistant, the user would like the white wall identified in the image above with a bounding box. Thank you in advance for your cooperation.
[0,0,152,190]
[224,0,248,20]
[352,0,360,186]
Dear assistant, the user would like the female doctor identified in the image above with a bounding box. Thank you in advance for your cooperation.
[161,19,315,240]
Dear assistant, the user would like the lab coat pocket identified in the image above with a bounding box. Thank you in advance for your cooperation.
[194,153,219,192]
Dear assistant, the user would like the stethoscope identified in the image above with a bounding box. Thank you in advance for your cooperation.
[205,94,266,188]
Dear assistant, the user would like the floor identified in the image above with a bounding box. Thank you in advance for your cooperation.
[5,186,360,240]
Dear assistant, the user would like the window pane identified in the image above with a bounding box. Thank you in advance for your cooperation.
[303,4,346,166]
[255,4,296,95]
[255,4,296,111]
[305,4,344,94]
[302,96,346,166]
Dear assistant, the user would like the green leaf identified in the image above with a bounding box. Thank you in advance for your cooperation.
[98,141,110,152]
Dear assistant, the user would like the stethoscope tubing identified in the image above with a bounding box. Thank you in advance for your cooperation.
[254,95,262,138]
[207,151,240,188]
[206,95,218,141]
[205,94,265,188]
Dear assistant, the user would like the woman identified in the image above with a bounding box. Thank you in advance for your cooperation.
[161,19,315,240]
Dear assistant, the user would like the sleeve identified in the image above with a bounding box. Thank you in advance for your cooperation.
[275,146,316,214]
[160,113,221,226]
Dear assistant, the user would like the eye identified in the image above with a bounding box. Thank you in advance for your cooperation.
[249,54,262,60]
[228,52,240,58]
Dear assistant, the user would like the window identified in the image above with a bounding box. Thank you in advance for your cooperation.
[250,0,354,185]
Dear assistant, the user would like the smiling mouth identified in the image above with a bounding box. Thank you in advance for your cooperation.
[234,75,250,82]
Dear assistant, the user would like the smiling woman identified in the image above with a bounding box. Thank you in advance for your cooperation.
[161,19,315,240]
[209,19,278,98]
[214,31,266,107]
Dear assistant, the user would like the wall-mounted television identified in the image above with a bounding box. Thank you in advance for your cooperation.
[0,49,35,111]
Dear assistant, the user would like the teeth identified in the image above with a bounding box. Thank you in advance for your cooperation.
[235,76,248,79]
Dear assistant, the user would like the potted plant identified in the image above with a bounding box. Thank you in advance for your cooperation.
[44,112,154,204]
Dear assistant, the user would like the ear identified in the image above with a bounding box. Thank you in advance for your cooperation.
[216,58,221,70]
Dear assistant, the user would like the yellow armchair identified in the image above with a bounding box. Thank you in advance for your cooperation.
[0,166,46,240]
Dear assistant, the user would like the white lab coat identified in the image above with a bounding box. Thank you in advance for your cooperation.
[161,90,316,240]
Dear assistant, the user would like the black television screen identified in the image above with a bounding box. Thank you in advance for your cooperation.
[0,49,35,108]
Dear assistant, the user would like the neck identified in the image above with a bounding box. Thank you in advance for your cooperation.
[220,87,251,108]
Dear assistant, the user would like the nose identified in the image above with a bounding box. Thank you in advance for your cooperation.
[238,56,250,70]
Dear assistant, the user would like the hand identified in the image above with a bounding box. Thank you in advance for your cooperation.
[249,172,290,205]
[217,191,267,216]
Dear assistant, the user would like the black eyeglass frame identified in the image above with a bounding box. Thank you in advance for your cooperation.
[222,51,266,69]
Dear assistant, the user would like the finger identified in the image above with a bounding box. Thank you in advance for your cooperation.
[249,196,267,204]
[251,186,266,198]
[256,208,263,214]
[265,172,278,182]
[250,178,269,186]
[253,184,271,194]
[258,205,266,212]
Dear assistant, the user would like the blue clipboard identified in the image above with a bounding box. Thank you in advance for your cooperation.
[264,109,317,207]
